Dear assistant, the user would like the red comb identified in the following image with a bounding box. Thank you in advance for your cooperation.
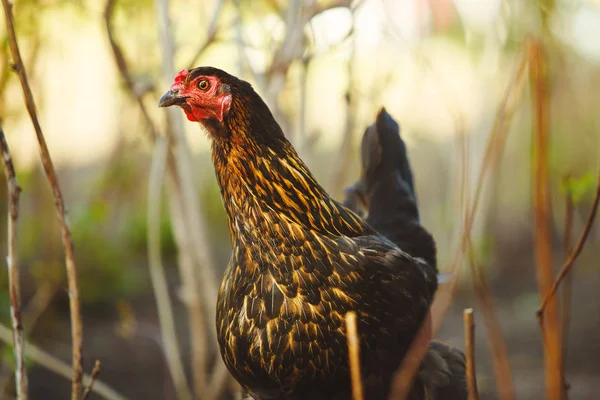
[174,69,189,84]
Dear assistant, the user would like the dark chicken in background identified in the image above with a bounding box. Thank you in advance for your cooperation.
[342,108,467,399]
[158,67,457,399]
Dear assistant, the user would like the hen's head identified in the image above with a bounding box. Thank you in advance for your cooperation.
[158,67,238,123]
[160,66,286,149]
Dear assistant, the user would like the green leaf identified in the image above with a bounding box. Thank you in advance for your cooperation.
[560,172,596,204]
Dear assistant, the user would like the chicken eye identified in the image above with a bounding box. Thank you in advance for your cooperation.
[198,80,210,90]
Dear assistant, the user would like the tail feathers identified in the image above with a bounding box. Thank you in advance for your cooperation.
[342,107,436,267]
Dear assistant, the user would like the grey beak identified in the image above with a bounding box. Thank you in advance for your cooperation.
[158,90,187,108]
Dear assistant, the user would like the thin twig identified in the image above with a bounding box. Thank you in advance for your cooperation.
[463,308,479,400]
[0,324,125,400]
[81,360,101,400]
[148,136,192,400]
[469,247,514,400]
[529,38,562,400]
[345,312,363,400]
[538,169,600,314]
[559,179,575,399]
[1,1,84,398]
[0,124,27,400]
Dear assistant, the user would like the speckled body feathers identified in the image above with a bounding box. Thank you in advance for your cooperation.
[184,67,438,399]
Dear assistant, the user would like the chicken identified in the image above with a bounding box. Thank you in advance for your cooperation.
[159,67,438,399]
[342,108,467,400]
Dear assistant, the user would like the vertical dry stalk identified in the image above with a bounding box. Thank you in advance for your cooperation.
[345,312,363,400]
[0,125,27,400]
[1,1,84,398]
[81,360,101,400]
[463,308,479,400]
[469,250,514,400]
[529,38,563,400]
[148,137,192,400]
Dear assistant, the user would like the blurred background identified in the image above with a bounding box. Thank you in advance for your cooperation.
[0,0,599,398]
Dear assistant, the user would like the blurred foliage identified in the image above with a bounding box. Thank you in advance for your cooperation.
[560,172,597,204]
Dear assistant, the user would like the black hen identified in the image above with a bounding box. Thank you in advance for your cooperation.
[159,68,438,399]
[343,108,466,400]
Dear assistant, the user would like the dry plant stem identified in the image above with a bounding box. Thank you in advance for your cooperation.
[469,247,514,400]
[0,324,125,400]
[1,1,84,398]
[81,360,101,400]
[148,137,192,400]
[538,169,600,314]
[0,124,27,400]
[345,312,363,400]
[463,309,479,400]
[529,38,562,400]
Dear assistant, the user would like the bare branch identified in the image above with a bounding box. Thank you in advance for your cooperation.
[344,312,363,400]
[559,178,575,397]
[1,1,84,398]
[0,124,27,400]
[81,361,101,400]
[148,136,192,400]
[0,324,125,400]
[538,169,600,315]
[469,248,514,400]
